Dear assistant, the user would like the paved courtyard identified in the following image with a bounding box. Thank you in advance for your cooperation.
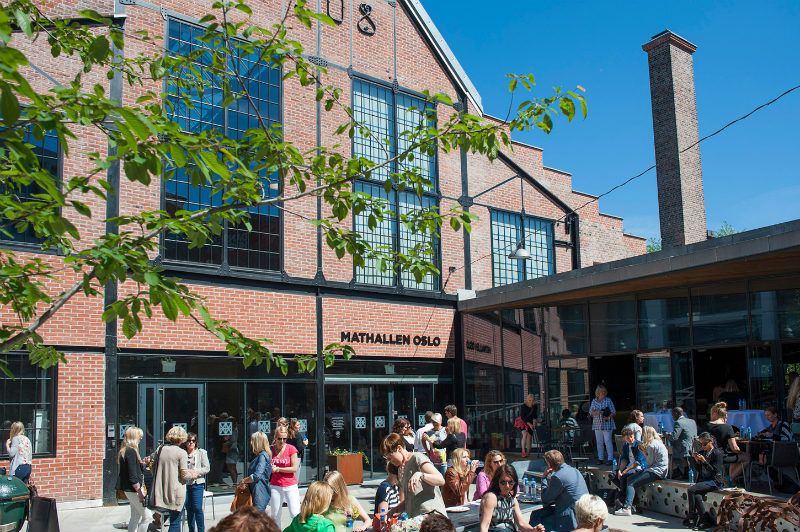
[55,483,690,532]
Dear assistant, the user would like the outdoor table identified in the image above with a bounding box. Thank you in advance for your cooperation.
[548,426,576,441]
[727,410,769,433]
[645,411,674,432]
[447,499,542,532]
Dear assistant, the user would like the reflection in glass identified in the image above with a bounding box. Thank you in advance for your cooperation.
[672,351,695,416]
[691,293,748,345]
[546,358,589,429]
[636,351,672,412]
[638,297,690,349]
[751,289,800,340]
[207,382,244,489]
[546,305,586,355]
[590,300,636,353]
[748,345,774,411]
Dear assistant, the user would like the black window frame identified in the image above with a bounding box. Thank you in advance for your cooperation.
[0,353,58,458]
[350,76,442,292]
[0,125,63,252]
[490,208,556,287]
[160,18,283,274]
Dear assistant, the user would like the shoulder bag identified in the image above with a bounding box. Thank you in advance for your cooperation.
[144,445,164,509]
[231,483,253,512]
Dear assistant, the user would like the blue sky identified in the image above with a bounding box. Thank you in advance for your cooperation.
[423,1,800,241]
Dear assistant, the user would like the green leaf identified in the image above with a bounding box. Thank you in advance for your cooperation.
[559,98,576,122]
[70,200,92,218]
[13,9,32,37]
[89,36,110,61]
[144,272,160,286]
[78,9,112,25]
[0,83,20,126]
[122,316,137,339]
[118,108,153,141]
[199,151,231,179]
[169,144,186,168]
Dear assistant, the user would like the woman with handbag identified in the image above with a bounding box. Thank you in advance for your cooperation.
[149,426,194,532]
[118,426,153,532]
[183,432,210,532]
[269,425,301,522]
[242,431,272,512]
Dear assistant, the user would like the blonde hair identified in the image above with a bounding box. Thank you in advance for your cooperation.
[788,377,800,411]
[710,401,728,422]
[483,450,506,478]
[446,416,461,434]
[431,413,442,424]
[277,417,289,428]
[118,426,143,463]
[642,425,662,445]
[594,385,607,399]
[273,425,289,443]
[450,448,471,478]
[543,450,565,469]
[323,470,353,511]
[575,494,608,528]
[165,426,188,445]
[8,422,25,441]
[250,431,272,456]
[300,481,334,523]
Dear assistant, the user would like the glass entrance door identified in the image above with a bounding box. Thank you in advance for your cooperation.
[137,384,205,457]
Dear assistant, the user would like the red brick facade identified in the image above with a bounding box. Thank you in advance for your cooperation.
[2,0,643,503]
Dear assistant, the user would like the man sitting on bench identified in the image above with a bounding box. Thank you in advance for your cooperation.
[529,450,588,532]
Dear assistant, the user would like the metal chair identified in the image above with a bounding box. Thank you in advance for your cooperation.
[748,441,800,494]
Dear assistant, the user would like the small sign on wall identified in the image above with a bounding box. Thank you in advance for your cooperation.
[355,416,367,429]
[258,420,271,434]
[374,416,385,428]
[298,419,308,433]
[418,415,426,427]
[218,421,233,436]
[120,424,132,437]
[172,423,187,430]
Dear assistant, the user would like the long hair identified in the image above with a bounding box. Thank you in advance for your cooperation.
[118,426,143,463]
[299,481,334,523]
[446,417,461,435]
[788,377,800,410]
[450,448,470,478]
[710,401,728,422]
[487,464,518,497]
[8,421,25,441]
[323,470,353,511]
[250,431,272,457]
[483,450,505,479]
[288,418,300,439]
[642,425,662,446]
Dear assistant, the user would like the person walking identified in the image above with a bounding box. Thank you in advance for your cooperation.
[381,432,446,518]
[685,432,724,530]
[519,394,539,458]
[117,426,153,532]
[589,385,616,465]
[444,405,467,447]
[442,448,478,507]
[5,421,32,484]
[270,425,300,521]
[150,426,194,532]
[668,407,697,479]
[423,414,447,473]
[242,432,272,513]
[529,450,588,532]
[183,432,210,532]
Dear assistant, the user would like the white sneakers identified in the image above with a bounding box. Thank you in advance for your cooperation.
[613,507,632,516]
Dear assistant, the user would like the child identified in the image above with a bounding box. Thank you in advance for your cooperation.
[609,427,646,507]
[322,470,370,532]
[284,482,336,532]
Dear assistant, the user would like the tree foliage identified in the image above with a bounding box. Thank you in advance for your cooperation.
[0,0,587,375]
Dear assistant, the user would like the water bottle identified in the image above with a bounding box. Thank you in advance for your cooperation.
[689,467,695,485]
[400,512,408,522]
[747,425,752,440]
[530,478,537,497]
[612,458,617,472]
[743,398,747,409]
[346,511,354,532]
[738,398,743,410]
[380,508,387,532]
[653,402,658,412]
[523,477,529,495]
[658,422,664,435]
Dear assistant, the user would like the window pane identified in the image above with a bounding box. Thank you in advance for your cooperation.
[590,300,636,353]
[352,80,393,182]
[546,305,586,355]
[491,211,554,287]
[398,191,439,290]
[395,93,436,191]
[524,217,554,279]
[354,181,395,286]
[0,355,55,455]
[691,292,748,345]
[638,297,690,349]
[636,351,672,413]
[751,289,800,340]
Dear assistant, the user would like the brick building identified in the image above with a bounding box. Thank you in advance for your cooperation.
[0,0,643,505]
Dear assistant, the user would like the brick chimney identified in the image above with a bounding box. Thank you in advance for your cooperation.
[642,30,707,248]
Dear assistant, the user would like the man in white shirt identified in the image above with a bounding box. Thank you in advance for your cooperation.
[414,411,433,452]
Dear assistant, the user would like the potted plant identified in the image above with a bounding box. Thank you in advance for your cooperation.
[327,448,369,485]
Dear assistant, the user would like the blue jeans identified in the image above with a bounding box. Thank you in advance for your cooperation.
[167,509,183,532]
[185,484,205,532]
[13,464,31,484]
[623,470,661,507]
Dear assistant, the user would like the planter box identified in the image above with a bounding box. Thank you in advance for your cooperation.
[327,454,364,485]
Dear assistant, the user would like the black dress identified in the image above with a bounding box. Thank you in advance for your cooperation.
[520,403,538,435]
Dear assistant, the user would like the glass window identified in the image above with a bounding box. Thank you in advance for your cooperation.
[504,369,523,405]
[638,297,690,349]
[1,127,60,245]
[590,300,636,353]
[0,355,56,456]
[635,351,672,413]
[751,288,800,340]
[691,292,748,345]
[748,345,775,411]
[546,305,586,355]
[546,357,589,426]
[490,210,555,287]
[352,79,439,290]
[164,19,281,270]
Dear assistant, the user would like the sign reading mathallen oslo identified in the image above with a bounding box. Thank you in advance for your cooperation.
[340,331,441,346]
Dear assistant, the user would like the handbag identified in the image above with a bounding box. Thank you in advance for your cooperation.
[144,445,164,509]
[514,417,527,430]
[230,483,253,512]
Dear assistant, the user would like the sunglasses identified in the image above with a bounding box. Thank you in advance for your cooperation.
[187,439,196,443]
[499,480,515,486]
[276,437,287,441]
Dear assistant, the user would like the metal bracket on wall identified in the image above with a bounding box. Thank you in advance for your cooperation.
[118,0,137,4]
[308,55,329,68]
[457,195,474,208]
[453,101,464,112]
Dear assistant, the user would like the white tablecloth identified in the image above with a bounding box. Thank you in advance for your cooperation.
[645,412,674,433]
[726,409,769,433]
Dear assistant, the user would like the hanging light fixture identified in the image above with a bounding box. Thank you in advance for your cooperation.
[508,175,530,261]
